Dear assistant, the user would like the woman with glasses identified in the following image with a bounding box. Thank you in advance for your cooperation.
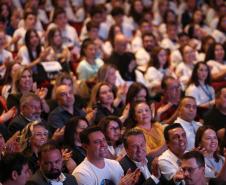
[98,116,125,160]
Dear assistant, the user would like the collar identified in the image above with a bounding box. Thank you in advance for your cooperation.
[41,170,66,183]
[133,158,148,168]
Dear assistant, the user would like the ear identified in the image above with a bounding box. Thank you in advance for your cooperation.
[11,170,18,180]
[82,143,88,150]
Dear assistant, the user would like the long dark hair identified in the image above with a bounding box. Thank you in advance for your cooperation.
[205,43,226,62]
[98,116,123,146]
[24,29,41,62]
[63,117,88,148]
[188,61,211,86]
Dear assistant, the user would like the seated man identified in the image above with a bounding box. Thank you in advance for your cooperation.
[72,126,140,185]
[174,96,201,151]
[120,128,174,185]
[26,141,78,185]
[8,93,44,136]
[204,87,226,136]
[0,152,31,185]
[175,151,226,185]
[48,84,86,133]
[158,123,187,181]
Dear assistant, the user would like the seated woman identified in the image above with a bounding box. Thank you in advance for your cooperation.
[205,42,226,91]
[98,116,125,160]
[63,117,88,172]
[7,67,49,113]
[144,47,172,96]
[77,38,104,81]
[195,125,225,178]
[175,44,196,90]
[128,100,166,156]
[20,121,49,173]
[185,62,215,118]
[89,82,129,125]
[45,26,71,72]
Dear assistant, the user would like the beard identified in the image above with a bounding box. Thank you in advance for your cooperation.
[44,169,61,179]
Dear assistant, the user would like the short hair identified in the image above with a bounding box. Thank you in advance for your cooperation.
[123,128,145,148]
[90,5,103,17]
[0,153,28,183]
[179,96,196,109]
[53,8,66,21]
[161,76,177,90]
[182,151,205,167]
[86,21,99,32]
[80,126,102,144]
[164,123,183,143]
[38,140,61,160]
[111,7,124,17]
[24,10,36,20]
[20,93,41,108]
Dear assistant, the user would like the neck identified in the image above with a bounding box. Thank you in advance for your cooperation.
[199,80,205,86]
[87,57,95,64]
[138,122,151,130]
[20,88,31,95]
[74,141,82,147]
[31,145,39,156]
[87,156,105,168]
[103,104,113,112]
[62,105,74,114]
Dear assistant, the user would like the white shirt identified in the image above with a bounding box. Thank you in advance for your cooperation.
[73,158,124,185]
[185,84,215,106]
[174,117,202,151]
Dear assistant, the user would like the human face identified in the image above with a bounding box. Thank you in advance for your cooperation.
[75,120,88,143]
[165,79,181,102]
[40,149,63,180]
[86,131,108,160]
[214,44,225,62]
[53,30,62,46]
[167,25,177,40]
[134,88,147,102]
[22,99,41,121]
[181,158,205,185]
[19,70,33,92]
[158,49,167,67]
[134,0,143,13]
[200,129,218,155]
[167,127,187,156]
[134,102,151,124]
[30,125,48,148]
[0,133,5,153]
[183,46,196,64]
[197,63,208,83]
[106,121,121,144]
[85,44,96,60]
[29,31,39,48]
[15,164,31,185]
[25,14,36,29]
[55,13,67,28]
[114,34,127,54]
[106,68,116,85]
[61,78,73,89]
[57,85,74,107]
[98,85,114,106]
[126,134,146,162]
[193,10,202,24]
[143,35,156,52]
[179,98,197,122]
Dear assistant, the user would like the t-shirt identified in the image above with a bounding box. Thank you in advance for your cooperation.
[72,158,124,185]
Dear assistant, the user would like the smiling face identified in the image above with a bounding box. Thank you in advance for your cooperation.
[167,127,187,156]
[134,102,152,125]
[85,131,108,160]
[214,44,225,62]
[106,120,121,143]
[19,70,33,92]
[200,129,218,155]
[30,125,48,148]
[126,134,146,162]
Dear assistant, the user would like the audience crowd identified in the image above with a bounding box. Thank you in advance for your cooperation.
[0,0,226,185]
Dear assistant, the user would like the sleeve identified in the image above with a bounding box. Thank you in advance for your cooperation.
[185,85,201,105]
[158,158,178,181]
[76,62,88,80]
[72,170,95,185]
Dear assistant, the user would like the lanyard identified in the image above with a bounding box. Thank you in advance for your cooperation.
[200,85,213,101]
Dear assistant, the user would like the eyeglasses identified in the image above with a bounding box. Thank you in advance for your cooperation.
[181,166,200,174]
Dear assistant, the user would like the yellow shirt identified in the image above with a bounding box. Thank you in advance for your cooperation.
[135,122,165,154]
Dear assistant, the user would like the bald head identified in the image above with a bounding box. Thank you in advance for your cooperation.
[114,33,127,54]
[55,85,74,107]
